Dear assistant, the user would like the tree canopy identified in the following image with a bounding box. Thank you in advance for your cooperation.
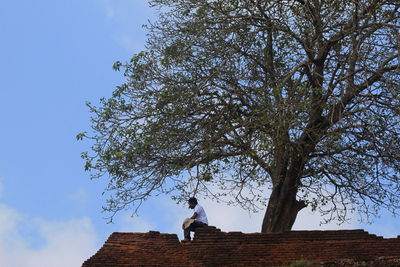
[80,0,400,232]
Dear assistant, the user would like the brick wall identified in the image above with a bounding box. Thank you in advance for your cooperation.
[82,227,400,266]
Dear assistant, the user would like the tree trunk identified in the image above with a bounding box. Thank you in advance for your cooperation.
[261,174,306,233]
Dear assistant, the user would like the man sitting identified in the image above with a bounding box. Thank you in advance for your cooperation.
[182,197,208,241]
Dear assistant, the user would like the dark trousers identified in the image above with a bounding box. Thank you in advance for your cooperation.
[184,221,207,239]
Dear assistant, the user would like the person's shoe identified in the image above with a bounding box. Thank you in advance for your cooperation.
[182,238,191,242]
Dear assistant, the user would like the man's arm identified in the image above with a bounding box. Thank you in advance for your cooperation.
[190,212,198,219]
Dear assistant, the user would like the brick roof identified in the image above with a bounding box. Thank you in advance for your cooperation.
[82,227,400,266]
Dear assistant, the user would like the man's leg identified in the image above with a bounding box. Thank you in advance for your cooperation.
[183,221,206,241]
[183,227,191,240]
[189,221,206,236]
[191,221,207,229]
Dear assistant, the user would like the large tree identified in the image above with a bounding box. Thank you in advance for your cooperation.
[80,0,400,232]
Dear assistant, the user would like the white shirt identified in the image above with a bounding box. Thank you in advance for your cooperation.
[194,204,208,225]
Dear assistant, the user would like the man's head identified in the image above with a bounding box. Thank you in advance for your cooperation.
[188,197,198,209]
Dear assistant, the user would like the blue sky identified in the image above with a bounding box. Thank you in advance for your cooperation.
[0,1,399,266]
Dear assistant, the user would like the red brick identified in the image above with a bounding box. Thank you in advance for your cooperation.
[82,228,400,266]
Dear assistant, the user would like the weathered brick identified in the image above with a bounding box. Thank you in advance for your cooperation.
[82,228,400,266]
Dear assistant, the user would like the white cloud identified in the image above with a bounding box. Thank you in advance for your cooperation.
[141,194,361,240]
[201,198,264,233]
[0,204,21,235]
[0,203,98,267]
[105,5,115,19]
[67,187,90,210]
[119,213,156,233]
[293,207,357,230]
[99,188,400,241]
[99,0,150,18]
[201,198,357,233]
[0,177,5,198]
[120,195,356,241]
[93,0,155,52]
